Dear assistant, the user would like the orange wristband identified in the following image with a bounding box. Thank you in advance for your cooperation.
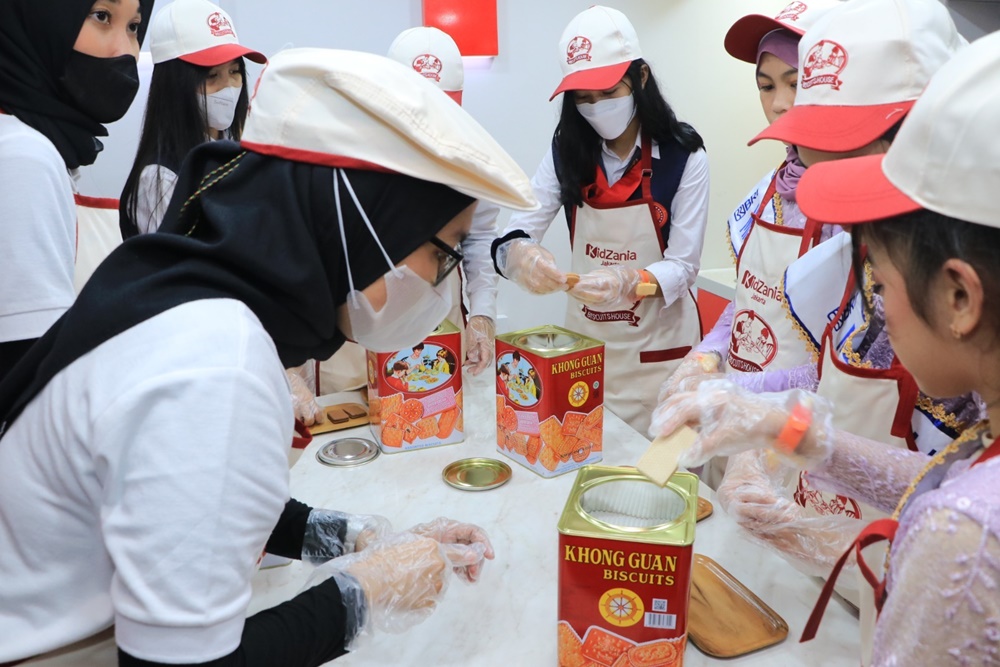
[776,403,812,454]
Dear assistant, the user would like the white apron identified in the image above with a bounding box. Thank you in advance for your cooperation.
[726,168,824,376]
[564,137,701,435]
[72,195,121,293]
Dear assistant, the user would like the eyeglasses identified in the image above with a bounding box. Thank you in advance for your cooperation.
[430,236,464,287]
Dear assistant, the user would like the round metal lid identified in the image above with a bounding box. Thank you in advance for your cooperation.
[515,331,581,352]
[317,437,379,467]
[442,458,512,491]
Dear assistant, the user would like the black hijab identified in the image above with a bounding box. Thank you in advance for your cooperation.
[0,0,153,169]
[0,141,473,433]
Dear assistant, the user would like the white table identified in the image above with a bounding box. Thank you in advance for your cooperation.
[249,371,859,666]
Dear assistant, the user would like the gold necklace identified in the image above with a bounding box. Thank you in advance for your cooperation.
[883,422,989,570]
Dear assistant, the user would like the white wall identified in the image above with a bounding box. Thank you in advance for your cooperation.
[77,0,996,334]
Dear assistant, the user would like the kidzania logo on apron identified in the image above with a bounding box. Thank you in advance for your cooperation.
[740,269,782,306]
[728,310,777,372]
[586,243,637,266]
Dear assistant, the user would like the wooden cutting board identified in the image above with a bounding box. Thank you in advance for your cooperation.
[308,403,369,435]
[696,497,713,522]
[688,554,789,657]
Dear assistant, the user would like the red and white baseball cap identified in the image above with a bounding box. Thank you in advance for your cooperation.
[149,0,266,67]
[241,48,538,211]
[388,27,464,105]
[724,0,842,64]
[549,5,641,101]
[798,31,1000,228]
[750,0,965,152]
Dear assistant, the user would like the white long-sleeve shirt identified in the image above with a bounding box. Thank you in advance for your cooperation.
[505,133,710,310]
[463,200,500,321]
[136,164,179,235]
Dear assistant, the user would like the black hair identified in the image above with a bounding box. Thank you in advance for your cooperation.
[852,209,1000,336]
[512,351,521,361]
[498,363,510,377]
[119,57,250,239]
[555,59,705,208]
[413,343,425,352]
[392,361,408,373]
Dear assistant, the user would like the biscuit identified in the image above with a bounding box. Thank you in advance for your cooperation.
[368,396,381,422]
[539,444,560,471]
[540,416,565,454]
[581,627,634,666]
[562,411,587,436]
[381,392,403,417]
[402,423,418,444]
[513,433,528,457]
[456,389,464,411]
[400,399,424,423]
[623,639,680,667]
[501,406,519,433]
[580,426,602,451]
[417,416,438,440]
[456,409,464,433]
[343,403,367,420]
[558,621,591,667]
[437,407,459,439]
[583,405,603,428]
[382,426,403,448]
[525,436,542,465]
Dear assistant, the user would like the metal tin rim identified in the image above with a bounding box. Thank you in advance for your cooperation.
[442,458,512,491]
[316,437,380,467]
[496,325,603,359]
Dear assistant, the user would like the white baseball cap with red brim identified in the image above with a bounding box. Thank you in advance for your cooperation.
[798,31,1000,229]
[149,0,266,67]
[550,5,641,101]
[241,48,538,211]
[724,0,842,64]
[388,27,464,105]
[750,0,965,153]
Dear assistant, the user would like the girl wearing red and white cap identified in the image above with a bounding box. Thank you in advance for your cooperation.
[0,0,152,383]
[660,0,840,405]
[655,30,1000,666]
[119,0,265,238]
[492,5,709,435]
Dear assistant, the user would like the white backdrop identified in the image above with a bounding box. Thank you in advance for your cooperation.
[76,0,998,334]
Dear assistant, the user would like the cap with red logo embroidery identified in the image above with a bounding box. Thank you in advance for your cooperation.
[724,0,842,65]
[149,0,266,67]
[798,31,1000,229]
[388,27,464,105]
[549,5,641,101]
[241,48,538,211]
[750,0,965,153]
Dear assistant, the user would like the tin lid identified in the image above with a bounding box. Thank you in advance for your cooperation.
[430,319,461,336]
[316,437,380,467]
[497,324,603,358]
[558,465,698,546]
[442,458,512,491]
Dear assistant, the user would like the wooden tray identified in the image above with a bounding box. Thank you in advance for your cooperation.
[688,554,788,658]
[308,403,370,435]
[696,497,713,522]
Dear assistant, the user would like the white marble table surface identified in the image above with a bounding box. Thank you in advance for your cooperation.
[249,371,859,666]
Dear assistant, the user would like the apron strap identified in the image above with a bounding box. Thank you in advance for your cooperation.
[291,418,313,450]
[889,357,920,448]
[802,518,900,642]
[797,217,825,257]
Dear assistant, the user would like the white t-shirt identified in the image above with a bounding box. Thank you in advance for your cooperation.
[505,134,710,310]
[463,200,501,321]
[0,114,77,342]
[135,164,179,235]
[0,299,294,663]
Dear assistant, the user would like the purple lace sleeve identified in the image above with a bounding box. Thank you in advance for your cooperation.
[696,301,734,359]
[726,361,819,394]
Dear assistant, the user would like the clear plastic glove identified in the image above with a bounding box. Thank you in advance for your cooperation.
[407,518,495,583]
[286,366,324,426]
[656,351,722,404]
[302,509,393,564]
[650,379,835,469]
[717,450,860,578]
[463,316,496,377]
[495,238,567,294]
[306,532,487,649]
[568,265,643,310]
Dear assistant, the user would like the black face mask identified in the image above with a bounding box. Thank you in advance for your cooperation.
[60,50,139,124]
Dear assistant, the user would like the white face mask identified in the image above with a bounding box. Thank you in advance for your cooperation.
[576,95,637,141]
[203,86,240,132]
[334,170,452,353]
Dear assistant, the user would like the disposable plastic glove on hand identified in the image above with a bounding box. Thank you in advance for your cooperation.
[463,315,496,376]
[286,366,324,426]
[306,532,486,649]
[407,518,495,583]
[568,265,643,310]
[717,450,861,577]
[495,238,567,294]
[655,351,723,404]
[649,379,835,469]
[302,509,393,564]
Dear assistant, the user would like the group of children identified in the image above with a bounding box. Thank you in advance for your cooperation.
[0,0,998,665]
